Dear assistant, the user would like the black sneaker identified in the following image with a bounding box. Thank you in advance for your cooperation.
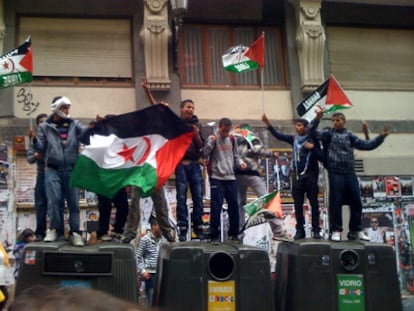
[312,230,322,239]
[347,232,357,240]
[178,227,187,242]
[35,234,45,242]
[193,225,206,240]
[293,230,306,240]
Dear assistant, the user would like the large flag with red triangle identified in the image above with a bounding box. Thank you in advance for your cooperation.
[242,190,283,231]
[296,75,352,120]
[70,104,193,198]
[222,32,264,73]
[0,37,33,88]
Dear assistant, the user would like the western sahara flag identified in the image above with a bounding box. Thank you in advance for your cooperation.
[70,104,193,198]
[222,32,264,73]
[0,37,33,88]
[296,75,352,121]
[242,190,283,231]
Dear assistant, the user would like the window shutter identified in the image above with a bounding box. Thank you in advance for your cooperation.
[19,17,132,78]
[208,27,231,85]
[327,26,414,90]
[182,27,205,84]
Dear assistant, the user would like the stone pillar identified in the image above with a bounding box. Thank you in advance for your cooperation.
[140,0,171,90]
[0,0,6,55]
[291,0,325,92]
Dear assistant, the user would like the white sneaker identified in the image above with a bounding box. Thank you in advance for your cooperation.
[331,231,341,242]
[357,231,371,241]
[44,229,57,242]
[71,232,85,247]
[100,234,112,241]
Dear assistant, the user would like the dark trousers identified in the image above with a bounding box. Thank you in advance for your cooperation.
[97,188,128,237]
[209,178,239,238]
[175,162,204,232]
[292,171,320,232]
[34,172,48,237]
[328,172,362,232]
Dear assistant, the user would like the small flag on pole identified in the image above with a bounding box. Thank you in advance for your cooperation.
[0,37,33,88]
[296,75,352,121]
[222,32,264,73]
[243,190,283,230]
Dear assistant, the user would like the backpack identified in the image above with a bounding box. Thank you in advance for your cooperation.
[206,134,235,176]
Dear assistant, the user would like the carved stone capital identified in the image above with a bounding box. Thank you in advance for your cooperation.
[302,23,323,39]
[291,0,325,92]
[141,0,171,90]
[144,0,167,14]
[146,16,167,33]
[300,4,320,20]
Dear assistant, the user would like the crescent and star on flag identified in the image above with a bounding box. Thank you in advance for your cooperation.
[116,137,151,165]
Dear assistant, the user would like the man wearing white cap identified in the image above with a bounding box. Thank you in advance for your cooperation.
[33,96,91,246]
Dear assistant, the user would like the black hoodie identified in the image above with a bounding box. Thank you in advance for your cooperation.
[182,115,204,161]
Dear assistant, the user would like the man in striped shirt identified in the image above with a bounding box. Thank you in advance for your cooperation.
[135,216,166,306]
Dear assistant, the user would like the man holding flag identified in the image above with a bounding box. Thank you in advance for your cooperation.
[312,110,390,242]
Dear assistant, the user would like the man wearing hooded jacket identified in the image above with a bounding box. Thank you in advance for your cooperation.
[175,99,205,241]
[33,96,91,246]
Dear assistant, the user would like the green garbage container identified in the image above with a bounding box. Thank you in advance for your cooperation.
[274,240,402,311]
[15,241,137,302]
[153,242,274,311]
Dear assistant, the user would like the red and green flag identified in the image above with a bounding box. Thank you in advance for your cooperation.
[324,76,352,113]
[0,37,33,88]
[70,104,193,198]
[296,75,352,121]
[222,32,264,73]
[242,190,283,230]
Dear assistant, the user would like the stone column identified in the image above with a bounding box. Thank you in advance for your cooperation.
[140,0,171,90]
[0,0,6,55]
[291,0,325,92]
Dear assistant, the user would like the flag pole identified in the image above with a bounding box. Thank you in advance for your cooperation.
[261,68,265,114]
[28,82,33,130]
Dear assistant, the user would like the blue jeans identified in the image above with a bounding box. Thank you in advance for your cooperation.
[34,172,48,237]
[45,168,80,235]
[175,162,204,232]
[329,172,362,232]
[145,273,156,306]
[209,178,239,238]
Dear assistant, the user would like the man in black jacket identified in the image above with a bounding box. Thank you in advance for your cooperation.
[175,99,205,241]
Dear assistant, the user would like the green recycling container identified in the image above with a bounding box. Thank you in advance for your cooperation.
[274,240,402,311]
